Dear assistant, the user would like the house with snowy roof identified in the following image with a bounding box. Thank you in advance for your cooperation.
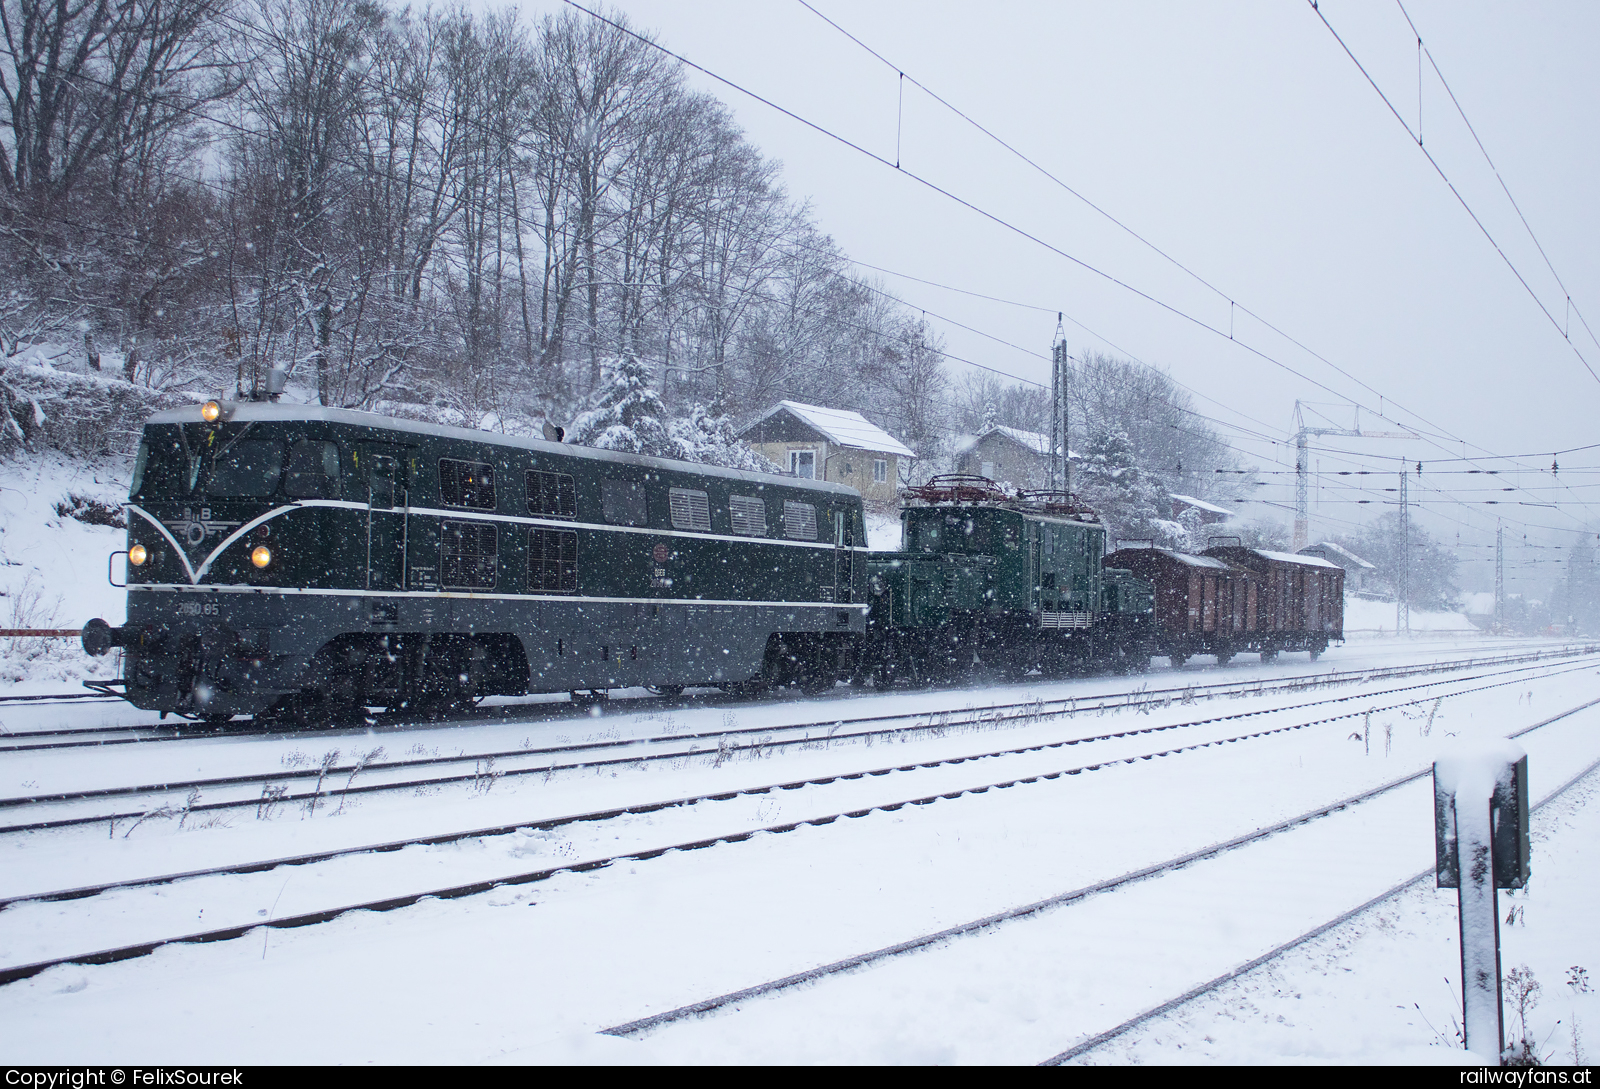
[1298,540,1376,595]
[1168,493,1235,525]
[951,424,1065,491]
[737,400,915,503]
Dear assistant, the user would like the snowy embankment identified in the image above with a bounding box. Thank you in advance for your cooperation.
[0,453,129,689]
[1343,595,1479,636]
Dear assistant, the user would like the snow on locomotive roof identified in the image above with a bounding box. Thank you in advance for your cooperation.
[145,402,861,496]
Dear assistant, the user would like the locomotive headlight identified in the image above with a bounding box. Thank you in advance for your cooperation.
[128,543,148,566]
[251,545,272,569]
[201,400,222,423]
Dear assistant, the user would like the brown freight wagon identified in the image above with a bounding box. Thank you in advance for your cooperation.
[1101,546,1254,666]
[1103,544,1344,665]
[1199,545,1344,660]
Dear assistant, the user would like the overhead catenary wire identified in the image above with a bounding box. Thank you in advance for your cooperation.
[17,1,1564,527]
[561,1,1588,535]
[788,0,1577,494]
[1394,0,1600,363]
[1307,0,1600,391]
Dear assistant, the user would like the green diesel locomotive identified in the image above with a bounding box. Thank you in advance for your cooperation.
[82,401,868,722]
[859,476,1155,684]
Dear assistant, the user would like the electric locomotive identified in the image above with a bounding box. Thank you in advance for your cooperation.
[81,400,869,722]
[859,476,1155,684]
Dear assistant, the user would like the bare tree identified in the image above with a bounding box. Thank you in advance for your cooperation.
[0,0,238,203]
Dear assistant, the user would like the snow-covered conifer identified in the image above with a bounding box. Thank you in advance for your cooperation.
[564,355,686,460]
[669,405,779,472]
[1075,425,1185,549]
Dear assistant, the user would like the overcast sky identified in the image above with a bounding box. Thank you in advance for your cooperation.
[502,0,1599,578]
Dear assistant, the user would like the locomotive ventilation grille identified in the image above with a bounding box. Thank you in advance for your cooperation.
[1039,609,1093,629]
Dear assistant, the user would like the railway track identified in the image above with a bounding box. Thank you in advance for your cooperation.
[1040,739,1600,1065]
[5,646,1596,835]
[4,638,1590,752]
[600,716,1600,1059]
[3,654,1596,988]
[4,642,1591,760]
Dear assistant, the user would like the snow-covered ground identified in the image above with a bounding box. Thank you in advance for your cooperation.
[0,635,1594,1065]
[1344,596,1479,635]
[0,453,128,689]
[865,507,902,551]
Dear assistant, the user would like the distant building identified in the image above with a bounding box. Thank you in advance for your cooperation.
[1169,494,1235,524]
[738,400,914,504]
[1298,541,1375,594]
[952,424,1063,490]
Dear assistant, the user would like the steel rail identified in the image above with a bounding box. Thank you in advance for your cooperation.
[3,641,1589,751]
[4,651,1593,836]
[7,644,1591,781]
[598,695,1600,1042]
[11,660,1585,911]
[3,680,1596,988]
[1040,740,1600,1064]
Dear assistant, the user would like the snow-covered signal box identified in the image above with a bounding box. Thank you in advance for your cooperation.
[1433,752,1529,890]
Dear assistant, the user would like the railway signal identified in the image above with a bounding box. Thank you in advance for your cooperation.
[1433,743,1530,1060]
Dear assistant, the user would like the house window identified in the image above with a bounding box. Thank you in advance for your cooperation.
[439,458,496,510]
[790,450,815,479]
[873,459,887,484]
[441,520,497,589]
[729,495,767,536]
[528,528,577,593]
[668,487,712,531]
[526,469,576,519]
[783,500,818,540]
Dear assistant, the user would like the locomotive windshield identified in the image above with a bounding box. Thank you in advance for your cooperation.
[130,425,317,500]
[205,439,285,496]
